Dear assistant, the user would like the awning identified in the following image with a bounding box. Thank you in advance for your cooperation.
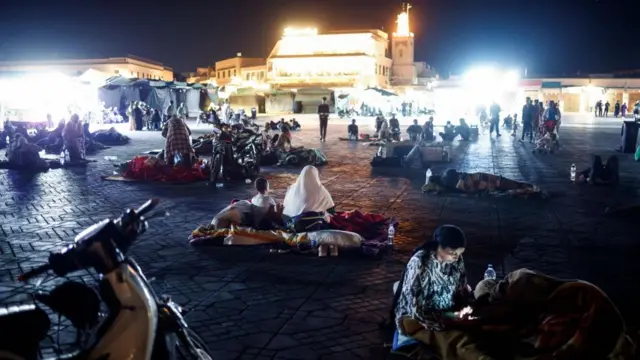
[541,81,562,89]
[365,87,397,96]
[103,75,135,87]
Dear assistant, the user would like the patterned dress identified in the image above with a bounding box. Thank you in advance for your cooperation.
[163,117,193,164]
[395,250,469,333]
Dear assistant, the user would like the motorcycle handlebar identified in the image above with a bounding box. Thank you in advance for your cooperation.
[18,199,160,282]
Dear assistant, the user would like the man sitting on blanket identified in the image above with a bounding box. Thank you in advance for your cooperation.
[347,119,359,140]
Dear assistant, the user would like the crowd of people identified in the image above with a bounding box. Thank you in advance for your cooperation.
[1,114,126,170]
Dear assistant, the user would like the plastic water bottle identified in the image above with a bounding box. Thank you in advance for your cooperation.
[484,264,497,280]
[59,150,66,166]
[570,163,576,182]
[387,224,395,246]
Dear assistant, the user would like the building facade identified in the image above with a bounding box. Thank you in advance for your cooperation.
[0,55,174,81]
[435,75,640,116]
[214,55,266,87]
[266,27,393,89]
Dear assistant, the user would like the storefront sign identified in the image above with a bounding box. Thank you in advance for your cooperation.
[283,28,318,37]
[520,80,541,87]
[541,81,562,89]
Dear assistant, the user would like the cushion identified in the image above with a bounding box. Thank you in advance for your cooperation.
[306,230,363,248]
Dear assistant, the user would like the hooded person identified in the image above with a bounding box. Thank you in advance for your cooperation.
[162,115,193,166]
[282,165,335,231]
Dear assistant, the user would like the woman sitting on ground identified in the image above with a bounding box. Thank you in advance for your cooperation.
[579,155,619,185]
[456,118,471,141]
[392,225,476,356]
[62,114,83,162]
[423,168,539,194]
[5,133,47,169]
[282,165,335,232]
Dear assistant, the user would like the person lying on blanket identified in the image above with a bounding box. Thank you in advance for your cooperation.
[282,165,336,232]
[392,225,485,359]
[471,269,634,359]
[423,168,539,194]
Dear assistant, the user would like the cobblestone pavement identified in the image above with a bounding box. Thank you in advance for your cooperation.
[1,115,638,359]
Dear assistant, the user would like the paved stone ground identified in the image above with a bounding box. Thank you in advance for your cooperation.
[1,114,638,359]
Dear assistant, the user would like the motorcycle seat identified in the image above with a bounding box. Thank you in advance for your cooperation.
[0,304,50,353]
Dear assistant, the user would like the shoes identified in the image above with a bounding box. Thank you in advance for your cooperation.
[318,244,328,257]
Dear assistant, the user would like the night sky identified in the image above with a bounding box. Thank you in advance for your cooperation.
[0,0,638,75]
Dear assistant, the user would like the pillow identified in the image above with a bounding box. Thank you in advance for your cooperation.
[306,230,363,248]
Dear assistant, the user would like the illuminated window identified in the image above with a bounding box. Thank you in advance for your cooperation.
[234,69,237,76]
[246,74,250,80]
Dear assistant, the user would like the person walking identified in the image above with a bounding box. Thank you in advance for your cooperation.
[520,97,535,143]
[489,101,501,137]
[317,96,330,142]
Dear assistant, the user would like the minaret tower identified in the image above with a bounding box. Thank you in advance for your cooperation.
[391,2,417,85]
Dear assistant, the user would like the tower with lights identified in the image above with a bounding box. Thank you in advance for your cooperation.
[391,2,417,85]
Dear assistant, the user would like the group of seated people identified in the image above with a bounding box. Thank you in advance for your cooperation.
[391,225,634,359]
[346,117,473,143]
[213,165,337,253]
[2,115,93,169]
[267,118,301,132]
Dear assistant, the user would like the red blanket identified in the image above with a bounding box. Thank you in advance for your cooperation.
[330,210,388,241]
[123,156,207,182]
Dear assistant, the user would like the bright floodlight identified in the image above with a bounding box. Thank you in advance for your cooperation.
[503,70,520,89]
[463,67,497,88]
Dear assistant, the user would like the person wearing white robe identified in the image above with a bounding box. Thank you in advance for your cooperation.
[282,165,335,221]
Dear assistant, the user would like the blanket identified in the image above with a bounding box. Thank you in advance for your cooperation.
[189,210,393,256]
[394,269,636,360]
[114,155,207,182]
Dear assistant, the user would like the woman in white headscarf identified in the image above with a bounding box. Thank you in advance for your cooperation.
[282,165,335,227]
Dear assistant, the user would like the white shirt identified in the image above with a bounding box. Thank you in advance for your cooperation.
[251,194,276,209]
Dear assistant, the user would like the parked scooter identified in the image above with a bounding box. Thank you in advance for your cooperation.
[209,127,261,184]
[0,199,213,359]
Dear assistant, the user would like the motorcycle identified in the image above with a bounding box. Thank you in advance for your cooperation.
[0,199,213,360]
[209,128,262,184]
[338,108,358,119]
